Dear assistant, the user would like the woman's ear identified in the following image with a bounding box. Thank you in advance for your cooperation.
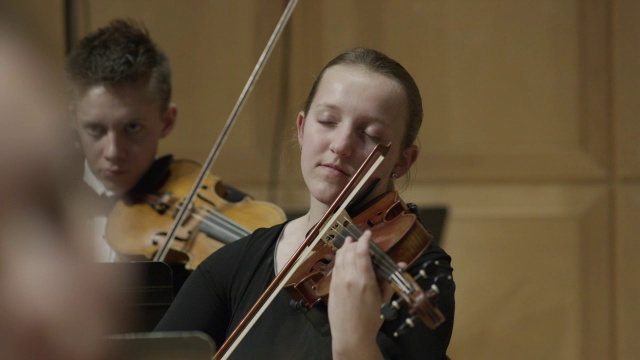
[296,111,305,148]
[393,144,419,178]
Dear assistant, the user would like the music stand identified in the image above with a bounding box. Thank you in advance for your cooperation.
[106,331,216,360]
[98,261,174,332]
[417,206,448,247]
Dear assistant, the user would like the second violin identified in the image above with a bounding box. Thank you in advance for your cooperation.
[106,157,286,270]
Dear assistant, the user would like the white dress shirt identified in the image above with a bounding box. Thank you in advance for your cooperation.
[83,161,118,262]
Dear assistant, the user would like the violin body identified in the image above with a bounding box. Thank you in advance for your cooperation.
[285,191,445,331]
[106,159,286,270]
[286,191,429,304]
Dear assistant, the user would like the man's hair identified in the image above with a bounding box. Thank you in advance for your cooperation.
[65,19,171,110]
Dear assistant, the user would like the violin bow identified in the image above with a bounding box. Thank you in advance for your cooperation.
[153,0,300,263]
[215,143,390,360]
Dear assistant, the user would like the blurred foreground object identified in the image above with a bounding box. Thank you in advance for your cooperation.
[0,20,125,360]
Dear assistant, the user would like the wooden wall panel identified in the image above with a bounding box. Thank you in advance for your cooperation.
[616,185,640,359]
[614,1,640,358]
[614,0,640,179]
[406,185,611,360]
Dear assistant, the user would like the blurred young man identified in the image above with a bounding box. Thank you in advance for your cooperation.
[66,19,176,261]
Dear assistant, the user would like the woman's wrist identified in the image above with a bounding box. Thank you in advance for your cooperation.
[332,337,383,360]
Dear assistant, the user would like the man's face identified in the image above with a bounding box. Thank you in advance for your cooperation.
[73,84,175,195]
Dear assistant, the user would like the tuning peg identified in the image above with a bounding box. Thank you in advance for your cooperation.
[380,298,404,321]
[393,316,417,337]
[414,260,439,281]
[433,274,454,292]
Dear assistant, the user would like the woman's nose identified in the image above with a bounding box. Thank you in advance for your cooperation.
[329,127,354,157]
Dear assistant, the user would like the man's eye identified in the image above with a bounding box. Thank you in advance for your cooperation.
[85,125,105,136]
[126,124,142,133]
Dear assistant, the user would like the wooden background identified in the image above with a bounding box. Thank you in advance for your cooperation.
[4,0,639,359]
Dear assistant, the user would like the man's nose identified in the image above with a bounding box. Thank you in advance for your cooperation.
[104,132,127,160]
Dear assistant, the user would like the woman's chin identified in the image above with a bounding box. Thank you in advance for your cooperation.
[311,188,343,208]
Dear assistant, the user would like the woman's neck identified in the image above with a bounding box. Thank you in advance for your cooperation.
[307,198,331,226]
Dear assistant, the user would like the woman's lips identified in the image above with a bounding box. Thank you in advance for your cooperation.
[321,164,350,177]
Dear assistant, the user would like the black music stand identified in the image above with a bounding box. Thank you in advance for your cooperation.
[105,331,216,360]
[417,206,448,247]
[98,261,174,332]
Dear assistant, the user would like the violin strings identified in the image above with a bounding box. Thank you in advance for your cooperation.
[333,216,392,274]
[174,201,243,231]
[191,210,248,235]
[202,207,251,233]
[332,214,414,295]
[174,204,251,244]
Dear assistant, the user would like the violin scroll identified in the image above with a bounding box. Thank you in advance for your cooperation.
[381,259,453,336]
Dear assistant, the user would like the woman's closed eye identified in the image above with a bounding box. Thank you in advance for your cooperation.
[362,124,387,143]
[364,131,383,142]
[317,119,337,127]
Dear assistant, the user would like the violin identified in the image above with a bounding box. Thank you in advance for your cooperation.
[106,157,286,270]
[285,190,447,335]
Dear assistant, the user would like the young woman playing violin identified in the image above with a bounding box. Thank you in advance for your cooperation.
[155,48,455,359]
